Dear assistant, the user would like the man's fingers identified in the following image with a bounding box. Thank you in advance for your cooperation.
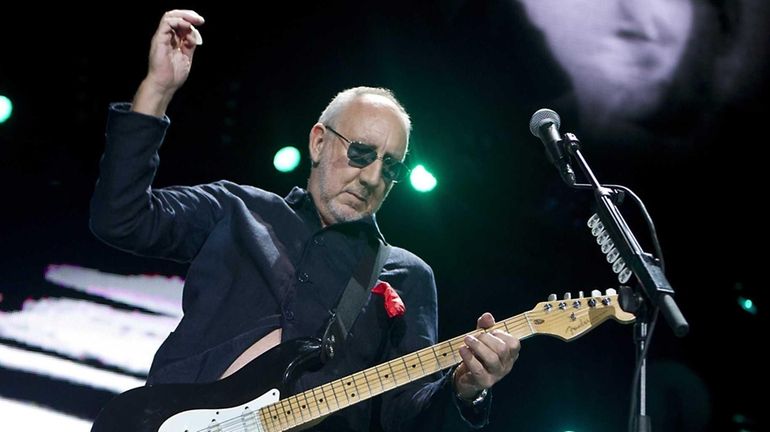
[469,333,508,373]
[163,9,205,26]
[157,17,203,48]
[492,329,521,356]
[476,312,495,329]
[458,346,483,377]
[459,345,495,388]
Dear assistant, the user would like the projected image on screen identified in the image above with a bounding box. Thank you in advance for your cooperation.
[519,0,694,122]
[513,0,764,148]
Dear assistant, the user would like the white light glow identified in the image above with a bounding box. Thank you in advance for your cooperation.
[0,297,179,374]
[44,264,184,317]
[0,397,92,431]
[0,345,145,393]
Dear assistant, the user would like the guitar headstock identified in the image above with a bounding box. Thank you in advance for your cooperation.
[526,289,635,341]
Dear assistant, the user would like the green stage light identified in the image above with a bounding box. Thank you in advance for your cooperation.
[737,296,757,315]
[0,95,12,124]
[273,146,301,173]
[409,164,437,192]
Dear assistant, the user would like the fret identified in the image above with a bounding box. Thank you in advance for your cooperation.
[308,386,322,417]
[265,403,283,428]
[342,376,360,402]
[358,370,374,398]
[330,382,344,410]
[280,399,298,427]
[386,360,398,387]
[414,351,427,376]
[432,343,453,369]
[290,393,307,424]
[321,382,338,411]
[429,345,442,370]
[299,389,313,419]
[366,366,385,394]
[316,384,333,412]
[400,356,412,380]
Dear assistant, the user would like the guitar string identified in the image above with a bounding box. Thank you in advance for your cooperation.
[197,299,621,431]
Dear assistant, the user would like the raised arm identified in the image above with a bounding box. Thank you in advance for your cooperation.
[133,9,204,117]
[89,10,227,263]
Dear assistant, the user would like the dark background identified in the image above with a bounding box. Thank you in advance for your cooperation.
[1,2,767,431]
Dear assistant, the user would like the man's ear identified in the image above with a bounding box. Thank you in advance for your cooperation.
[309,123,326,165]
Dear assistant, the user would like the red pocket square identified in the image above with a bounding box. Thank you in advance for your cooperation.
[372,281,405,318]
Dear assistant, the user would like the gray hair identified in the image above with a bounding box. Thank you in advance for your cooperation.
[318,86,412,147]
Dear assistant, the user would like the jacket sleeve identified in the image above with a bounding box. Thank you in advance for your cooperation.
[378,259,492,431]
[89,103,228,262]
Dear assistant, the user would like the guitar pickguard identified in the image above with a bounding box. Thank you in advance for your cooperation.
[159,388,280,432]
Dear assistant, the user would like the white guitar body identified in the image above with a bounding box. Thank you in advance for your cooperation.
[159,389,280,432]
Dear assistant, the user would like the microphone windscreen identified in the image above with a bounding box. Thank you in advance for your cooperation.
[529,108,561,137]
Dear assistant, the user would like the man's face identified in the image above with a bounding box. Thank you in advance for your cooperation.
[519,0,694,119]
[307,95,408,226]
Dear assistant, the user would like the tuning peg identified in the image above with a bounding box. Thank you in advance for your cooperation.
[563,292,572,300]
[547,293,557,301]
[606,288,617,296]
[578,291,585,298]
[591,289,602,297]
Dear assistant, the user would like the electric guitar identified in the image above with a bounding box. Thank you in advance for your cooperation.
[90,290,634,432]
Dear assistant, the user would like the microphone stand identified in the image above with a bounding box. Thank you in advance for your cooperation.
[559,132,690,432]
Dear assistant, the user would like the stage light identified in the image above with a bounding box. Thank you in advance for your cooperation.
[737,296,757,315]
[409,164,437,192]
[0,95,12,124]
[273,146,301,173]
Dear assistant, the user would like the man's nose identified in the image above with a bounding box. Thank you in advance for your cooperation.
[358,160,384,188]
[617,0,659,40]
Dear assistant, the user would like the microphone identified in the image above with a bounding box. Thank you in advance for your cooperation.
[529,108,576,185]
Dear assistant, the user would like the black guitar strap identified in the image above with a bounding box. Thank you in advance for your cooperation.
[321,238,391,363]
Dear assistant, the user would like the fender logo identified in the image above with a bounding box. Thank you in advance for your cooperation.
[566,317,591,335]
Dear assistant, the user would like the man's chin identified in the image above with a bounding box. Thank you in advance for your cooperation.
[328,202,369,224]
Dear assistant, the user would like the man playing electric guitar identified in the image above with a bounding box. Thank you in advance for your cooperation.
[89,9,520,431]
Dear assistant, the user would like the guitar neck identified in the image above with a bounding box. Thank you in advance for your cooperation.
[255,291,633,431]
[257,313,534,431]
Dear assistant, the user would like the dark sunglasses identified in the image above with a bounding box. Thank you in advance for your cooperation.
[325,124,410,183]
